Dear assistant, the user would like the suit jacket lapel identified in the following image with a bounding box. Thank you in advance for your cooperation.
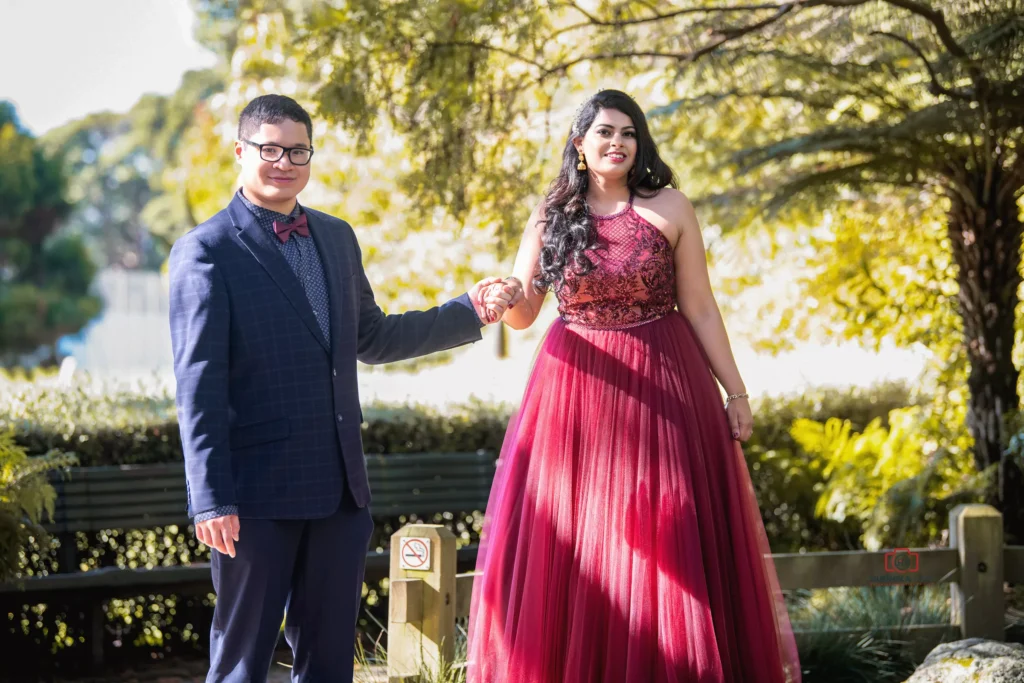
[305,209,349,356]
[229,195,330,352]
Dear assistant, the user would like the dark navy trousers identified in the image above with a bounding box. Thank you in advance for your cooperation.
[206,489,374,682]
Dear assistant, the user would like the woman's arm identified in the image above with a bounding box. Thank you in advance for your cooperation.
[668,191,752,438]
[499,202,549,330]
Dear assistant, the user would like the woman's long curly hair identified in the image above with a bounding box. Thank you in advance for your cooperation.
[535,90,676,293]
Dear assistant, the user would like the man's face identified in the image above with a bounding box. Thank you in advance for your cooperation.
[234,120,312,208]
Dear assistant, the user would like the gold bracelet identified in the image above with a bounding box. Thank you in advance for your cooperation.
[725,392,749,408]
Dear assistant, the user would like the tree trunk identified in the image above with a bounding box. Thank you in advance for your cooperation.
[947,167,1024,541]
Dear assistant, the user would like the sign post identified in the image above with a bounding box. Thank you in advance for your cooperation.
[387,525,456,681]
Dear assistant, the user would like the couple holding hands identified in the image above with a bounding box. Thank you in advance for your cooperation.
[170,91,799,683]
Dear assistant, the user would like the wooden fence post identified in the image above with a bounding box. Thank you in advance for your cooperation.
[388,524,457,682]
[949,503,1004,641]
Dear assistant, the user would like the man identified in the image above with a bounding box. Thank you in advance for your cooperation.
[168,94,517,682]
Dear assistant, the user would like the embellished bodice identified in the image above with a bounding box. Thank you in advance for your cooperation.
[557,204,676,329]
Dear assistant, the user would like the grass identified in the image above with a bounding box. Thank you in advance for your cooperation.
[353,611,470,683]
[352,586,983,683]
[787,585,950,682]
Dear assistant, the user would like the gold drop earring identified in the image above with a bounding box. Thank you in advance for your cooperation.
[577,149,587,171]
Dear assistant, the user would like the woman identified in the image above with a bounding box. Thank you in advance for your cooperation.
[467,90,801,683]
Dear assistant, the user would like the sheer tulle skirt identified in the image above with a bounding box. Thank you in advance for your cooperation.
[466,313,801,683]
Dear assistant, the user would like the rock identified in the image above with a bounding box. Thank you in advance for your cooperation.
[904,638,1024,683]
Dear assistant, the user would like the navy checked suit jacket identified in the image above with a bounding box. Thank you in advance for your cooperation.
[168,194,483,519]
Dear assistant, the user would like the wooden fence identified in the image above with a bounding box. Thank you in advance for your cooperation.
[385,503,1024,682]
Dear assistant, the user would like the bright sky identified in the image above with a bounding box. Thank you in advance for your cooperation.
[0,0,217,135]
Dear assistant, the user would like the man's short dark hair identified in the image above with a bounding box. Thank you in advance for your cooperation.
[238,95,313,142]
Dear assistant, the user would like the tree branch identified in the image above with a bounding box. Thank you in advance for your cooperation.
[766,1,969,63]
[550,1,790,38]
[871,30,971,100]
[540,51,705,80]
[425,40,547,72]
[551,0,970,69]
[542,3,799,77]
[872,0,970,59]
[694,2,799,60]
[653,88,845,111]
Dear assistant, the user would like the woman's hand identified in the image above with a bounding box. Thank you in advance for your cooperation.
[726,397,753,442]
[469,277,521,324]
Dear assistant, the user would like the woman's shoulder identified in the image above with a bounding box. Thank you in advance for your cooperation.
[641,186,692,213]
[633,187,696,237]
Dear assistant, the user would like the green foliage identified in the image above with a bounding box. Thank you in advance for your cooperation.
[0,102,101,361]
[0,383,182,467]
[303,0,549,231]
[748,198,963,380]
[360,400,511,455]
[789,586,952,682]
[0,429,76,581]
[290,0,1024,472]
[796,629,911,682]
[742,382,919,552]
[42,69,225,268]
[190,0,244,59]
[0,236,102,357]
[258,0,1024,531]
[0,104,68,236]
[1,377,924,554]
[792,405,986,550]
[790,585,951,632]
[0,382,516,467]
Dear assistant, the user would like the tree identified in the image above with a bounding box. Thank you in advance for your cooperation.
[190,0,247,59]
[157,4,511,371]
[0,102,101,364]
[42,111,162,269]
[297,0,1024,537]
[43,69,225,268]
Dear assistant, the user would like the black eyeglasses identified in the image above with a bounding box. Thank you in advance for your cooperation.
[242,139,315,165]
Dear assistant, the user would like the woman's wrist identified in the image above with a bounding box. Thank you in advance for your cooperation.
[724,390,749,408]
[723,383,747,398]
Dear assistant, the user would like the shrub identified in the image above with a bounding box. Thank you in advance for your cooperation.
[0,429,76,581]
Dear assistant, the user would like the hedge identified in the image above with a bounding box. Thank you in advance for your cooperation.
[0,381,913,468]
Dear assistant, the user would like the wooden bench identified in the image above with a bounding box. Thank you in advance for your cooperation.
[0,452,496,665]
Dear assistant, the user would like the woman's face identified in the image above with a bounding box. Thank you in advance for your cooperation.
[576,108,637,182]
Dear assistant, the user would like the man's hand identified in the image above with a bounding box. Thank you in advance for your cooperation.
[469,277,521,324]
[196,514,240,558]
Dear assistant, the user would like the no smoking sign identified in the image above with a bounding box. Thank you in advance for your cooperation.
[399,537,432,571]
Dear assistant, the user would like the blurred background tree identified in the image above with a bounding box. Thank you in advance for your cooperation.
[8,0,1018,542]
[286,0,1024,538]
[42,68,225,269]
[0,102,100,365]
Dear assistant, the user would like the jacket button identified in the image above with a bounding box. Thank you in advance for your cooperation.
[336,413,343,422]
[332,368,337,377]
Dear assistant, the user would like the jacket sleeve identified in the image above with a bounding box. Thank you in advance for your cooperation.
[351,232,484,365]
[168,234,236,514]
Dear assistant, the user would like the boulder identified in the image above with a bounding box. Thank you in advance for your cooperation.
[904,638,1024,683]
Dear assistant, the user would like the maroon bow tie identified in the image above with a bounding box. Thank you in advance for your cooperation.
[273,214,309,243]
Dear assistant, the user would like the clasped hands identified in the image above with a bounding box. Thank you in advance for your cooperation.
[470,276,525,324]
